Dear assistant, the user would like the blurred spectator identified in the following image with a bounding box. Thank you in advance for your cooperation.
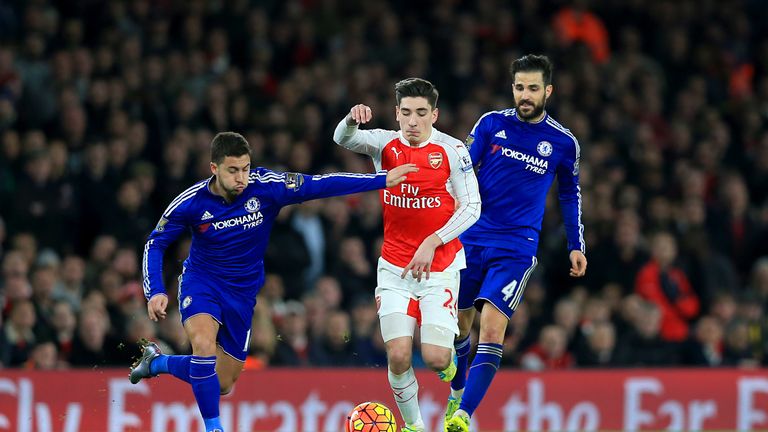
[54,254,85,310]
[552,297,581,349]
[681,316,725,367]
[315,275,343,311]
[679,229,739,307]
[30,263,58,340]
[589,210,648,294]
[4,300,37,366]
[25,340,61,370]
[291,200,327,287]
[576,321,619,367]
[264,206,310,299]
[552,0,610,63]
[245,302,276,370]
[157,310,189,355]
[751,257,768,307]
[736,292,766,364]
[709,292,738,325]
[69,306,121,367]
[309,310,357,366]
[709,174,765,278]
[520,325,575,370]
[615,301,678,366]
[723,319,760,367]
[333,236,375,305]
[272,300,310,366]
[50,300,76,363]
[349,295,385,367]
[635,231,700,342]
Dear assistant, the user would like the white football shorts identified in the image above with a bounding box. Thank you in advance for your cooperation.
[375,257,459,341]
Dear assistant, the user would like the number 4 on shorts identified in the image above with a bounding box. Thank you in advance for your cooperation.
[501,280,518,303]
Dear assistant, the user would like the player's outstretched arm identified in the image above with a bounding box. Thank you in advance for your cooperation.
[271,164,418,206]
[347,103,372,125]
[333,104,394,158]
[385,163,418,187]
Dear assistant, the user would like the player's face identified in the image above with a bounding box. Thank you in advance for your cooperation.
[513,71,552,121]
[396,96,438,145]
[211,154,250,198]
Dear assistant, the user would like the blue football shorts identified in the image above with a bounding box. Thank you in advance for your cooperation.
[177,268,256,362]
[458,243,538,319]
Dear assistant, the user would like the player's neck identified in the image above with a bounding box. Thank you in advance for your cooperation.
[210,178,235,203]
[405,128,433,147]
[516,110,547,124]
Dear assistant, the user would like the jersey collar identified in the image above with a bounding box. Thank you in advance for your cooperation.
[398,127,437,148]
[515,110,549,125]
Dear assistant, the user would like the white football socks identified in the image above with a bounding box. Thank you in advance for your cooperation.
[388,367,424,429]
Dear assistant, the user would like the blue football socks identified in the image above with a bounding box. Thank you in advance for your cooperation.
[451,335,471,393]
[459,343,503,417]
[190,355,222,432]
[150,354,192,383]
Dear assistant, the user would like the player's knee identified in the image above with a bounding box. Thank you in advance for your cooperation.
[422,350,451,371]
[386,346,412,371]
[219,383,233,395]
[188,335,217,356]
[479,325,506,344]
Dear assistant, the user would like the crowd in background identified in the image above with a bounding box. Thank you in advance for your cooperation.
[1,0,768,371]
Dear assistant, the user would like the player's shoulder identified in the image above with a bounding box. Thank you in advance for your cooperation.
[542,115,579,149]
[162,178,209,217]
[431,129,465,150]
[249,167,307,192]
[249,167,286,185]
[364,128,400,142]
[471,108,516,133]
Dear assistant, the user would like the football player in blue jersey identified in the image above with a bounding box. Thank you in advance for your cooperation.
[444,55,588,432]
[129,131,416,432]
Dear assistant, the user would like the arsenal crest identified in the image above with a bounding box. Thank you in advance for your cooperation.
[428,152,443,169]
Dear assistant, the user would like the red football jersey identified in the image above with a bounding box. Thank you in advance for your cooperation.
[334,123,481,271]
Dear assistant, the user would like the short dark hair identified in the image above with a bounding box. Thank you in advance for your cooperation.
[210,132,250,164]
[510,54,553,86]
[394,78,439,108]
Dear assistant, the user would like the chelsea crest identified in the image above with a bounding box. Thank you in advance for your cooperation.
[537,141,553,157]
[245,197,260,213]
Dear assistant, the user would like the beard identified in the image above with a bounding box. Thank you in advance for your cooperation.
[515,97,546,121]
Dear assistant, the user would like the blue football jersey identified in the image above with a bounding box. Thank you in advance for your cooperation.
[460,108,585,255]
[142,168,387,300]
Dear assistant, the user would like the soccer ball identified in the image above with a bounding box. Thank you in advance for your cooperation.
[345,401,397,432]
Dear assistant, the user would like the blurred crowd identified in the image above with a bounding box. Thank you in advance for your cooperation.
[1,0,768,371]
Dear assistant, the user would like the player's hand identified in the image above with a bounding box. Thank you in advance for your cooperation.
[386,163,418,187]
[401,234,443,282]
[347,104,373,125]
[569,250,587,277]
[147,294,168,322]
